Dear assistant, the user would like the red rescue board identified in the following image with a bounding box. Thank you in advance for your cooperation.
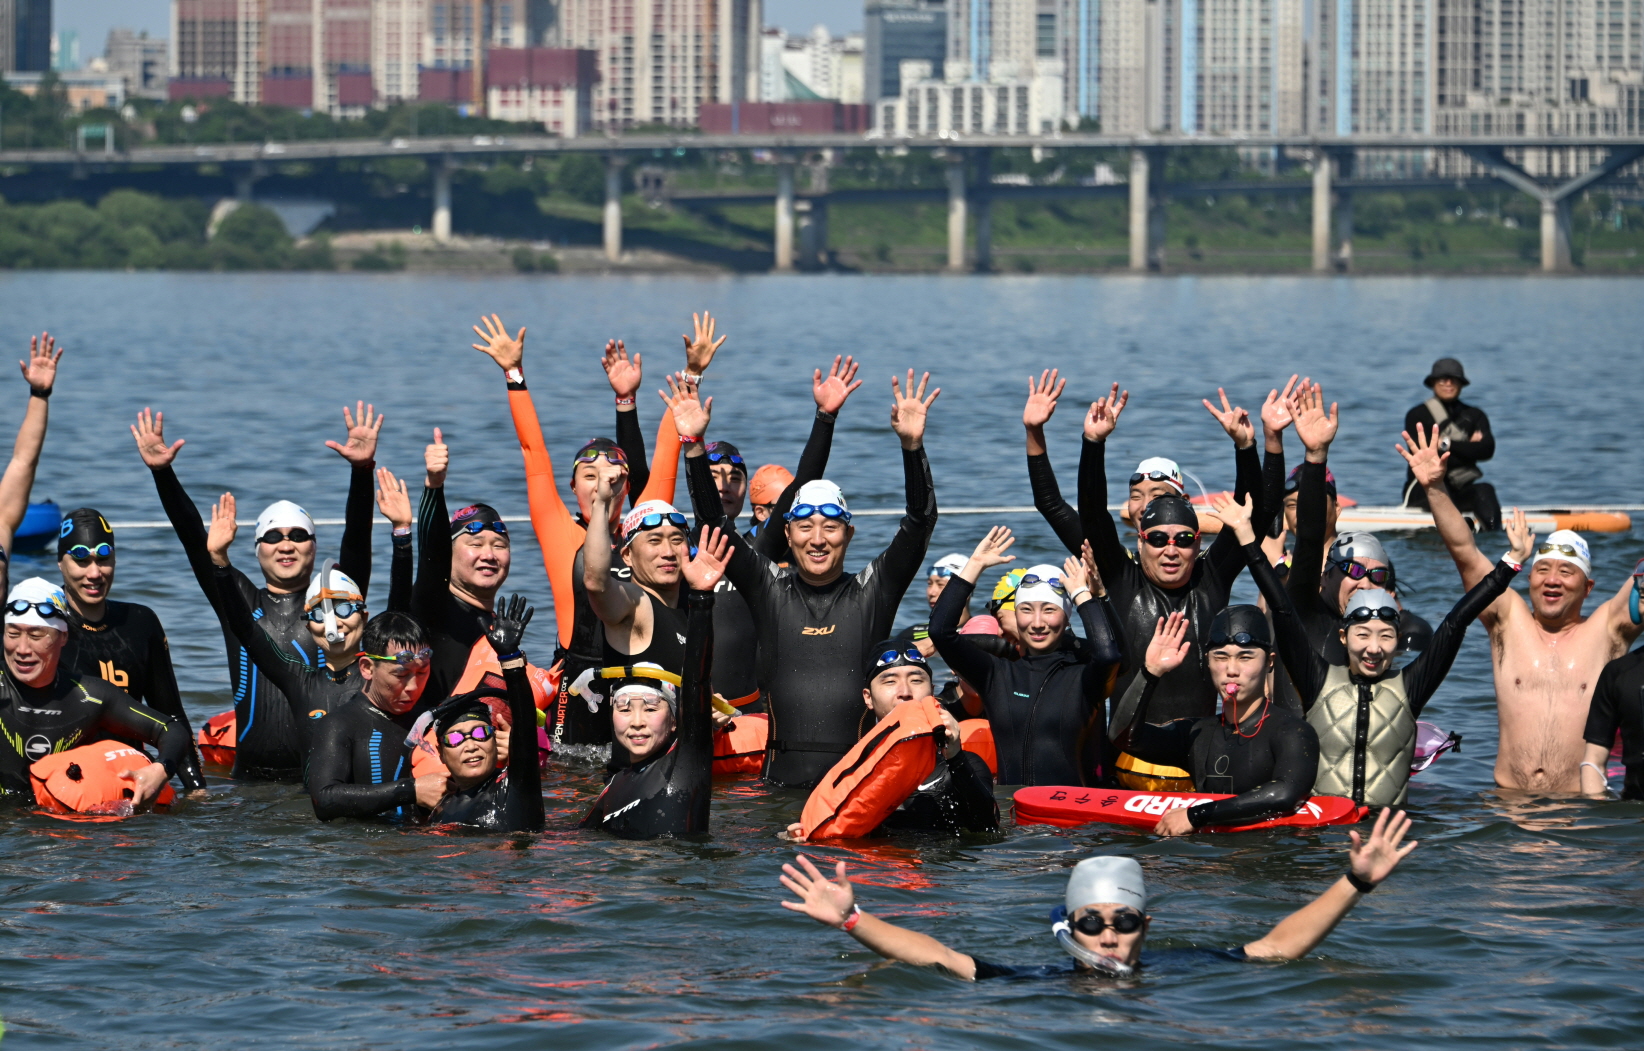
[1013,786,1367,832]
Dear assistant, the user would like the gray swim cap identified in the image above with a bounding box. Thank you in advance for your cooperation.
[1066,856,1147,913]
[1330,531,1390,567]
[1342,587,1401,626]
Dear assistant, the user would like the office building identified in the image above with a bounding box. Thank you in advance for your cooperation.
[51,29,79,71]
[864,0,946,104]
[373,0,424,103]
[106,29,171,99]
[877,55,1063,133]
[762,25,865,101]
[1311,0,1429,135]
[486,46,597,132]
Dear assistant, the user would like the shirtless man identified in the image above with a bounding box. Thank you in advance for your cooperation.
[1399,425,1643,792]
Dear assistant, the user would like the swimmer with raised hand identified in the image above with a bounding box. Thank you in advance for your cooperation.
[779,807,1417,979]
[0,333,62,596]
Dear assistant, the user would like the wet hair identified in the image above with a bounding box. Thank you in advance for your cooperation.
[359,611,429,657]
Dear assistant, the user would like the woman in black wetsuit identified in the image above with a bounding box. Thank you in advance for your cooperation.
[422,595,545,832]
[580,529,730,839]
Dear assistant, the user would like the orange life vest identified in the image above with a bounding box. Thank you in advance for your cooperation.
[712,713,768,778]
[197,710,237,768]
[958,719,996,775]
[30,741,177,821]
[453,636,557,711]
[797,696,944,841]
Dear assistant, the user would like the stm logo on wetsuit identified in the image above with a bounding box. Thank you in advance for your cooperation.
[801,625,837,636]
[24,734,52,761]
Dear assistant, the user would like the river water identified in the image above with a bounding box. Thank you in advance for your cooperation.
[0,273,1640,1049]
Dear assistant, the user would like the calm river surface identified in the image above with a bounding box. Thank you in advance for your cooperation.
[0,273,1640,1049]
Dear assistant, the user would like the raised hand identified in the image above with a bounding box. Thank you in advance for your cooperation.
[1287,381,1339,457]
[683,311,726,376]
[1144,612,1191,677]
[968,525,1017,571]
[602,339,641,399]
[1084,382,1129,441]
[471,313,525,372]
[487,594,534,657]
[1260,374,1299,440]
[1209,491,1256,543]
[683,526,734,591]
[20,332,62,393]
[661,373,712,439]
[889,369,940,449]
[779,854,857,928]
[1203,388,1255,448]
[1348,808,1418,888]
[1505,507,1534,566]
[1060,553,1090,599]
[1080,540,1105,598]
[375,467,413,530]
[1396,423,1449,490]
[813,355,862,415]
[1022,368,1065,429]
[207,492,238,565]
[424,427,449,489]
[325,401,383,466]
[131,407,184,469]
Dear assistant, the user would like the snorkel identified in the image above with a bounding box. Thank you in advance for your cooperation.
[1050,856,1148,978]
[1049,906,1136,978]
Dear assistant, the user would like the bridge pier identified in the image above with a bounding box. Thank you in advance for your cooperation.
[1311,154,1331,271]
[1129,148,1165,271]
[603,155,624,262]
[432,159,452,243]
[1541,199,1571,271]
[946,153,968,272]
[774,157,796,271]
[798,198,829,270]
[1462,144,1644,272]
[973,149,993,272]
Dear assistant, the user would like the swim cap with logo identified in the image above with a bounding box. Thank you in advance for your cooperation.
[1330,531,1390,568]
[57,508,115,558]
[793,479,848,513]
[620,500,687,547]
[449,502,506,540]
[988,568,1026,615]
[1014,563,1071,611]
[930,553,968,578]
[1130,457,1186,494]
[257,500,315,540]
[705,440,746,474]
[1137,495,1198,531]
[1533,529,1592,578]
[6,577,69,632]
[1066,856,1148,913]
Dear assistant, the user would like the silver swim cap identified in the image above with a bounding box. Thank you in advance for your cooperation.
[1066,856,1148,913]
[1342,587,1401,625]
[1330,531,1390,568]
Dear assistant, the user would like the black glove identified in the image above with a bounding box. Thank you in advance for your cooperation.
[487,594,534,658]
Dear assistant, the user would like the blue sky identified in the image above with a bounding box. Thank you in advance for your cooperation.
[56,0,861,59]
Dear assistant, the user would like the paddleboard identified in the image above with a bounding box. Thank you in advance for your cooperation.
[13,500,61,552]
[1179,493,1630,535]
[1014,786,1367,833]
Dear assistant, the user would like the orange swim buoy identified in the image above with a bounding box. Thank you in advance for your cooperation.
[958,719,997,776]
[30,741,176,821]
[713,713,769,778]
[796,696,945,842]
[197,709,236,769]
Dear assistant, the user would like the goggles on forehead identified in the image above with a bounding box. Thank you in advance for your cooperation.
[875,647,928,669]
[64,543,113,561]
[784,503,851,523]
[612,692,671,714]
[1207,631,1268,649]
[454,519,508,537]
[1332,559,1394,587]
[258,528,314,546]
[626,511,688,540]
[1537,542,1583,559]
[1129,470,1182,487]
[359,646,433,667]
[574,446,627,466]
[1343,605,1401,626]
[1018,573,1066,593]
[707,450,745,466]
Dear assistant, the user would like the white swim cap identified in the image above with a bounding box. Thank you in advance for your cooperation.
[304,565,363,609]
[1066,856,1148,913]
[6,577,69,632]
[930,553,968,577]
[1534,529,1591,578]
[1014,563,1071,611]
[257,500,315,540]
[794,480,848,513]
[620,500,686,547]
[1131,457,1186,494]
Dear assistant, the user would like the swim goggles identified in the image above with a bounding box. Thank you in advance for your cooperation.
[304,601,365,622]
[875,647,929,669]
[1343,605,1401,626]
[1207,630,1269,649]
[574,446,627,465]
[1331,559,1394,588]
[1129,470,1181,486]
[930,566,957,578]
[784,503,852,523]
[707,450,745,466]
[63,543,113,561]
[442,724,493,747]
[1537,542,1583,559]
[1069,908,1145,936]
[454,519,509,537]
[1018,573,1066,593]
[1142,530,1198,549]
[6,599,66,619]
[258,528,314,545]
[612,693,670,714]
[625,511,688,542]
[358,646,434,667]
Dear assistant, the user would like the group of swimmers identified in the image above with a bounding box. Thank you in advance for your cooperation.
[1,318,1641,980]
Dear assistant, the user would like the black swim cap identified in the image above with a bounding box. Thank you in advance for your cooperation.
[58,508,115,558]
[574,437,625,462]
[867,638,929,679]
[449,502,505,540]
[1206,605,1272,650]
[706,440,746,474]
[431,688,510,735]
[1138,495,1198,531]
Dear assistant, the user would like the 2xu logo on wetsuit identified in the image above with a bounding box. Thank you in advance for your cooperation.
[1044,788,1328,820]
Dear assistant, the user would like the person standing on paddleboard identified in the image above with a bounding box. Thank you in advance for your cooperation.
[1400,358,1500,531]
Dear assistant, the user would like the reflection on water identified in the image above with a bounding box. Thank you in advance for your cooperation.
[0,273,1640,1048]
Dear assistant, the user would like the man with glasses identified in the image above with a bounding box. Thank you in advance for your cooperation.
[57,507,206,796]
[1402,426,1644,793]
[306,611,443,822]
[133,404,382,780]
[671,369,940,788]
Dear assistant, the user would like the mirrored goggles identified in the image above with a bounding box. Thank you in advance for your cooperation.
[304,601,365,622]
[455,520,508,537]
[6,599,65,619]
[875,647,928,669]
[258,528,314,545]
[930,566,957,579]
[625,512,688,543]
[359,646,433,667]
[574,446,627,466]
[1018,573,1066,593]
[1537,543,1582,559]
[1332,559,1394,588]
[784,502,852,523]
[442,724,493,747]
[707,450,745,465]
[64,543,113,561]
[1142,530,1199,549]
[1343,606,1401,626]
[1071,909,1145,936]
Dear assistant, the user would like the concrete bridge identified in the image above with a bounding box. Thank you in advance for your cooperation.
[18,131,1644,273]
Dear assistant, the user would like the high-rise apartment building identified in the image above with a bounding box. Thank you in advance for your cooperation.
[1311,0,1430,134]
[373,0,424,102]
[864,0,946,104]
[106,29,171,98]
[761,25,865,101]
[8,0,49,71]
[556,0,758,127]
[171,0,264,103]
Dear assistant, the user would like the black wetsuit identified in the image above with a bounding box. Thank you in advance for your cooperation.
[150,461,376,779]
[580,588,714,838]
[411,484,495,705]
[61,601,205,791]
[876,748,1000,834]
[425,663,546,831]
[686,444,937,788]
[306,693,422,822]
[930,577,1122,786]
[602,588,689,673]
[1402,396,1499,529]
[1109,542,1319,830]
[0,667,189,797]
[1584,646,1644,800]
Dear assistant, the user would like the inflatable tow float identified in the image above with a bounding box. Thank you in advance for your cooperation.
[1014,786,1366,833]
